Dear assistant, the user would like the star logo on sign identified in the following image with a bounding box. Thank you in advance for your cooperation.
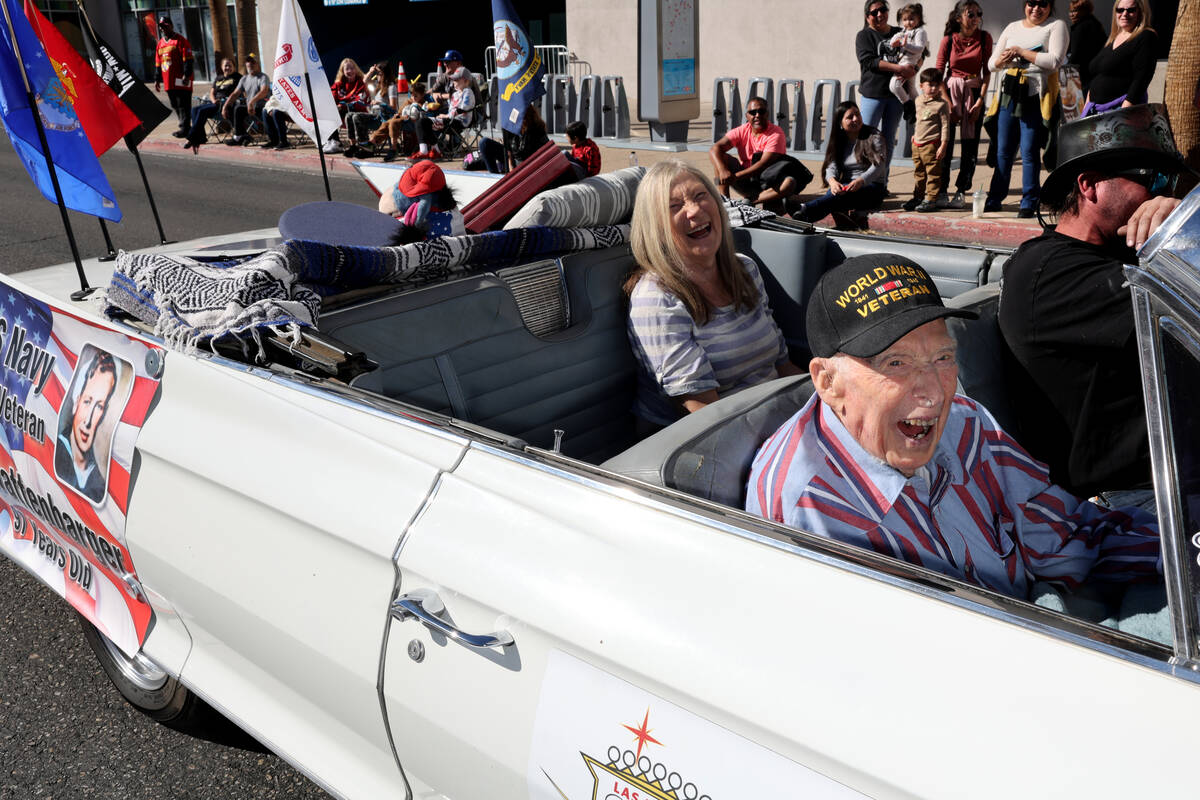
[622,709,663,759]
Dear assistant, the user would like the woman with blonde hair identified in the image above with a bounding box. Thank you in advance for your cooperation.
[1083,0,1155,116]
[625,160,800,428]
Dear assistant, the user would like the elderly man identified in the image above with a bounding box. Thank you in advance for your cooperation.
[999,105,1189,500]
[745,254,1160,600]
[709,96,811,212]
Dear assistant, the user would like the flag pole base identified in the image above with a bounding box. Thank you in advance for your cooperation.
[70,286,98,302]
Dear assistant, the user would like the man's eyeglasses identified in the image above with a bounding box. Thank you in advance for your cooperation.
[1114,168,1177,196]
[1025,0,1049,8]
[1115,5,1140,14]
[746,107,768,116]
[867,6,889,17]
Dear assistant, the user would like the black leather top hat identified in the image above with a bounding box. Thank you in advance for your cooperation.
[1041,104,1188,206]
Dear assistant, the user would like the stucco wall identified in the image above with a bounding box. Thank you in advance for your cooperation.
[566,0,1122,114]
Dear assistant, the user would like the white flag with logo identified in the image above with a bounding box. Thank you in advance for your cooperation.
[271,0,340,146]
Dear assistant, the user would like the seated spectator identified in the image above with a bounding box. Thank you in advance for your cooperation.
[792,101,887,227]
[221,54,270,147]
[746,254,1161,601]
[625,160,801,429]
[565,120,601,178]
[429,49,476,104]
[505,105,550,170]
[709,96,811,212]
[260,94,292,150]
[345,61,398,157]
[431,66,475,135]
[370,81,432,160]
[325,58,370,154]
[183,57,239,151]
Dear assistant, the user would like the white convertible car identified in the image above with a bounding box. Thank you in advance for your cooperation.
[4,185,1200,800]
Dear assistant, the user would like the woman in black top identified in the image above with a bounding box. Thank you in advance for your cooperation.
[1083,0,1156,116]
[855,0,914,183]
[1067,0,1106,92]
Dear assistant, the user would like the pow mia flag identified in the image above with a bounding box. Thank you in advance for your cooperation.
[77,14,170,148]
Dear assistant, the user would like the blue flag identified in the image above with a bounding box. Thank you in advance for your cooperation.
[491,0,545,136]
[0,0,120,221]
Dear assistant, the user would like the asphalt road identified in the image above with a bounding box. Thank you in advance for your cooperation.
[0,139,370,273]
[0,144,371,799]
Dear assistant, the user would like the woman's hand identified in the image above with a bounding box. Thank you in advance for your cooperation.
[828,177,844,194]
[968,98,983,119]
[681,389,720,414]
[842,178,865,194]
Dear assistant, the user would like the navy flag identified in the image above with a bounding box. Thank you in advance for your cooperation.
[0,0,120,220]
[491,0,545,135]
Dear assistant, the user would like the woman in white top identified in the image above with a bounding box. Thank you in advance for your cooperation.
[983,0,1068,218]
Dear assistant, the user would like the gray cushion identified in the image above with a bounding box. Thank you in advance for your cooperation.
[944,284,1018,433]
[504,166,646,229]
[603,375,814,507]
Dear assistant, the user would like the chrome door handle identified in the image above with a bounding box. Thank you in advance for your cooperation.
[391,588,514,650]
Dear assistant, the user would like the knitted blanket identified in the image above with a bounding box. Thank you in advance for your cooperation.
[106,223,631,354]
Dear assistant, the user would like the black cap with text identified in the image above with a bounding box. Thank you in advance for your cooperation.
[806,253,977,358]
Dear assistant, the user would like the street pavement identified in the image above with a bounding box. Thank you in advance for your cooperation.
[151,88,1046,250]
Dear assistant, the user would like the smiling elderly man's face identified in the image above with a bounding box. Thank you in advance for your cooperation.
[813,319,958,475]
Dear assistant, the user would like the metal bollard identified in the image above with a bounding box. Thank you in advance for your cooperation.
[746,77,774,120]
[600,75,630,139]
[790,82,808,152]
[711,77,741,142]
[576,74,602,139]
[546,74,575,133]
[805,79,841,154]
[845,79,860,107]
[776,79,801,148]
[487,75,500,137]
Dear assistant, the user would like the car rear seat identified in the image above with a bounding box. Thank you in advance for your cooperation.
[320,246,639,463]
[603,376,815,508]
[944,283,1019,433]
[828,236,993,299]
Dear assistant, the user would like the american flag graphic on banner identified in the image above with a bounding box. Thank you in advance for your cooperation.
[0,288,162,656]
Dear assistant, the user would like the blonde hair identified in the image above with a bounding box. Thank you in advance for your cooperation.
[1105,0,1153,46]
[335,58,363,84]
[626,160,757,325]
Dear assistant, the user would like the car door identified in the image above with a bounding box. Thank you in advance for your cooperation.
[382,441,1200,800]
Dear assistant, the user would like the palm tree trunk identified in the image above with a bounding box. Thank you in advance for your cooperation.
[208,0,234,67]
[235,0,259,66]
[1165,0,1200,188]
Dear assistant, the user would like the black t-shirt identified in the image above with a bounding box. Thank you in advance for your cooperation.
[997,228,1150,497]
[213,71,241,102]
[1067,15,1107,90]
[856,25,902,100]
[1088,30,1157,105]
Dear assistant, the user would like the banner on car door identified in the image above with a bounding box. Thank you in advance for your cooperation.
[0,288,162,656]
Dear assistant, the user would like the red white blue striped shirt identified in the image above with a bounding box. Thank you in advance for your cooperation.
[746,393,1161,599]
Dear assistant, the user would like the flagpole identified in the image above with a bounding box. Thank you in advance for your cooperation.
[97,219,116,261]
[289,0,331,201]
[1,0,91,297]
[75,0,171,244]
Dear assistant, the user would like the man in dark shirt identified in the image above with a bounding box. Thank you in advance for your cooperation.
[998,105,1187,498]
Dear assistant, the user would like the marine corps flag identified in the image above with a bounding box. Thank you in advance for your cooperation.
[75,5,169,149]
[491,0,545,135]
[22,1,138,156]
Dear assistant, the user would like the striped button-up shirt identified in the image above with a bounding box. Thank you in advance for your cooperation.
[746,393,1160,599]
[628,255,788,425]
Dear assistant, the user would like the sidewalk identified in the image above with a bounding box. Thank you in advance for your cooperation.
[142,90,1043,249]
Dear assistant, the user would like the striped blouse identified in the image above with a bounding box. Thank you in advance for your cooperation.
[746,393,1161,599]
[627,255,788,425]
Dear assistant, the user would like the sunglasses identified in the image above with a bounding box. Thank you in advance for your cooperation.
[965,11,983,18]
[868,7,890,16]
[1025,0,1049,8]
[746,107,768,116]
[1115,5,1140,13]
[1114,168,1176,196]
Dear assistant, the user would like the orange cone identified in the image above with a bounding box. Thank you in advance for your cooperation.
[396,61,409,95]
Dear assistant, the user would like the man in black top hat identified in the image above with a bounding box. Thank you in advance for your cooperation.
[998,104,1190,500]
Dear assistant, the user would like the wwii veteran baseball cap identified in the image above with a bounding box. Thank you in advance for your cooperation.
[1041,104,1192,206]
[807,254,976,358]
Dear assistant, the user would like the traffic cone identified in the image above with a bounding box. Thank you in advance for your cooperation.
[396,61,409,95]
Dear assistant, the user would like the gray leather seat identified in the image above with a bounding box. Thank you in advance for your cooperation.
[321,246,639,463]
[603,376,814,507]
[945,283,1017,433]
